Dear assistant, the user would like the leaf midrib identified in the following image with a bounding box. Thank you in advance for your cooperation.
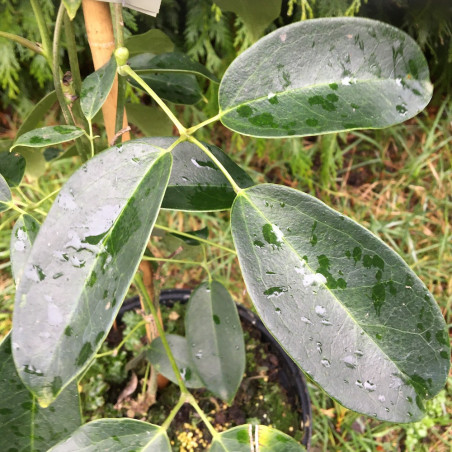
[233,187,415,388]
[40,152,168,401]
[219,77,424,117]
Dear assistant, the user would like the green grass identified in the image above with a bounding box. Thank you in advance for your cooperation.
[0,98,450,451]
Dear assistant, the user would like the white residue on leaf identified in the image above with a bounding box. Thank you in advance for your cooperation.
[14,228,27,251]
[83,204,122,236]
[303,273,327,287]
[342,76,356,86]
[57,190,78,210]
[272,224,284,242]
[191,158,202,168]
[48,302,63,326]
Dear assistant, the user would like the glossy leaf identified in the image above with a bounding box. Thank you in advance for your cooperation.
[44,147,65,161]
[215,0,282,42]
[186,281,246,402]
[12,139,172,406]
[128,72,202,105]
[0,173,11,211]
[49,419,171,452]
[0,151,26,186]
[129,52,219,82]
[219,18,432,137]
[134,137,253,211]
[125,29,174,56]
[10,214,40,286]
[11,126,85,150]
[125,103,173,136]
[147,334,204,388]
[231,184,449,422]
[62,0,81,20]
[81,57,117,120]
[0,334,81,452]
[210,424,305,452]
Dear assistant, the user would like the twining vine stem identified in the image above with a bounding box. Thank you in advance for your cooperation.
[0,32,45,56]
[30,0,52,67]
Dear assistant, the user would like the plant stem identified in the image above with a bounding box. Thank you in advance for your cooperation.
[95,320,147,358]
[112,4,126,135]
[120,65,187,135]
[30,0,52,67]
[186,113,221,135]
[203,246,213,283]
[63,14,83,95]
[53,4,89,160]
[87,120,95,158]
[14,186,34,205]
[186,393,219,439]
[30,188,60,208]
[154,224,236,254]
[113,4,125,48]
[134,273,189,394]
[161,393,188,430]
[7,202,28,216]
[141,256,203,266]
[141,363,150,395]
[0,31,45,56]
[165,136,185,153]
[188,136,242,194]
[52,5,74,127]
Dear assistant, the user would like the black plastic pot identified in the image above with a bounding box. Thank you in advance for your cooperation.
[119,289,312,449]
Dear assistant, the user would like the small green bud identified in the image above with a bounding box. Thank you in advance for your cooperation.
[115,47,129,66]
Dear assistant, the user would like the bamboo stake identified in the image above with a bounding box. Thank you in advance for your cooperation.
[81,0,130,143]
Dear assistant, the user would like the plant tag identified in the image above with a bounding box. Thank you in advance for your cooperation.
[96,0,161,17]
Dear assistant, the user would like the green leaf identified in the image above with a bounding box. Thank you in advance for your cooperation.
[10,214,40,285]
[0,173,12,211]
[215,0,282,42]
[12,91,58,179]
[171,226,209,246]
[231,184,449,422]
[129,52,219,82]
[125,103,173,136]
[137,137,253,211]
[17,148,47,180]
[11,126,85,150]
[128,72,202,105]
[0,151,26,186]
[48,419,171,452]
[126,29,174,57]
[12,139,172,406]
[16,91,58,138]
[219,18,432,137]
[0,333,81,452]
[62,0,82,20]
[81,57,117,120]
[186,281,245,403]
[147,334,204,389]
[210,424,305,451]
